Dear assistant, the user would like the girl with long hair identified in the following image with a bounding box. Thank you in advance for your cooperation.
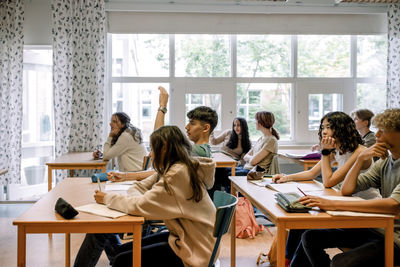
[234,111,280,176]
[272,111,373,266]
[74,126,217,267]
[210,117,251,162]
[93,112,147,172]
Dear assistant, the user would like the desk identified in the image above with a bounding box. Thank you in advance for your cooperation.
[212,152,237,176]
[278,149,320,171]
[229,176,394,267]
[46,152,108,192]
[13,178,144,267]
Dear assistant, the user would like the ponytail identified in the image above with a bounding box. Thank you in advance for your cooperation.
[271,127,280,140]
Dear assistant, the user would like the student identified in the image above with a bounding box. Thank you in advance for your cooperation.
[155,86,218,158]
[74,126,217,267]
[210,117,251,162]
[234,111,279,176]
[273,111,371,189]
[107,87,218,182]
[293,108,400,267]
[351,108,376,148]
[93,112,147,172]
[272,112,372,266]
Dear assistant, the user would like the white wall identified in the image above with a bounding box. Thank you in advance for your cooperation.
[24,0,52,45]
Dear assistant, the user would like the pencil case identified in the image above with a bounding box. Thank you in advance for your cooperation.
[91,172,108,183]
[275,192,311,213]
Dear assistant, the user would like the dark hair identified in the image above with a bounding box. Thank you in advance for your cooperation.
[255,111,280,140]
[351,109,375,127]
[187,106,218,134]
[226,117,251,154]
[318,111,363,154]
[111,112,143,146]
[150,126,204,202]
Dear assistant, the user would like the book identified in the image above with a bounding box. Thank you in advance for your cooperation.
[284,152,321,160]
[263,181,324,193]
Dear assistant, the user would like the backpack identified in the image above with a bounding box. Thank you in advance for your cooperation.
[235,197,264,238]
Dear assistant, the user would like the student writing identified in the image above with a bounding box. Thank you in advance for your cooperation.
[74,126,217,267]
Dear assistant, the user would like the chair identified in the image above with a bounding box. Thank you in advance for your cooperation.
[208,190,238,267]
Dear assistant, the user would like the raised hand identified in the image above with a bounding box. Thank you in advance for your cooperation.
[158,86,169,107]
[359,142,390,161]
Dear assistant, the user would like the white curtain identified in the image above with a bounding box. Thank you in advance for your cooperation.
[387,4,400,108]
[52,0,106,180]
[0,0,24,185]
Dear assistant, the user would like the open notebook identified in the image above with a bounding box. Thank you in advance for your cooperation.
[250,179,324,193]
[76,203,126,219]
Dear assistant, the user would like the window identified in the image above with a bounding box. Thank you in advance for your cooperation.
[14,47,54,201]
[111,83,169,141]
[108,34,386,144]
[298,35,351,77]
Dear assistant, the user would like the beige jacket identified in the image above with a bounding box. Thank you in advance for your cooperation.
[104,157,217,267]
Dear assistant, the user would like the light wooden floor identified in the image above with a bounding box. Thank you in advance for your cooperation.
[1,204,276,267]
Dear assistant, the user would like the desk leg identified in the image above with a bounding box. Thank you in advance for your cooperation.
[48,167,53,192]
[276,224,286,267]
[65,233,71,267]
[17,226,26,267]
[133,225,142,267]
[231,165,235,176]
[230,181,236,267]
[101,166,106,173]
[384,219,394,267]
[69,170,74,177]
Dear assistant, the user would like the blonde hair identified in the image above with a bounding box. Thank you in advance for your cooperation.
[372,108,400,132]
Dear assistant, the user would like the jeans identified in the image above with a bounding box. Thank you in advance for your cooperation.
[231,167,250,176]
[285,229,306,266]
[73,233,121,267]
[113,232,184,267]
[292,228,400,267]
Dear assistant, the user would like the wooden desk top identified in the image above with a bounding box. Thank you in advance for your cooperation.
[229,176,390,223]
[46,152,108,167]
[211,152,237,164]
[13,178,143,226]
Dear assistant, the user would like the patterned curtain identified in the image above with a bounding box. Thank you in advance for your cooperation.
[0,0,24,185]
[52,0,106,180]
[387,4,400,108]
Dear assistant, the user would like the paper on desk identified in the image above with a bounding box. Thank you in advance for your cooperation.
[266,182,324,193]
[327,210,394,218]
[249,178,274,187]
[76,203,126,219]
[105,184,132,191]
[105,180,134,185]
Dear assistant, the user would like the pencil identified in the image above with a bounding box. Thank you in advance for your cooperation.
[297,186,307,196]
[97,176,101,192]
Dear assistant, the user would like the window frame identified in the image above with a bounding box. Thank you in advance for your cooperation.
[106,33,387,145]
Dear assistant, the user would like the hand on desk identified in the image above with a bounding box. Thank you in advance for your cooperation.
[299,195,335,210]
[272,174,288,183]
[107,171,125,182]
[94,190,107,204]
[93,149,103,159]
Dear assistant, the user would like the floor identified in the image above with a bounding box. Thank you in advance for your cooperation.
[0,204,277,267]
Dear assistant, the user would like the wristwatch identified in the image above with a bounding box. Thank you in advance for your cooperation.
[321,149,334,156]
[158,106,167,114]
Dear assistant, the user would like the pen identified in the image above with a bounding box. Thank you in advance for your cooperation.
[97,176,101,192]
[297,186,307,196]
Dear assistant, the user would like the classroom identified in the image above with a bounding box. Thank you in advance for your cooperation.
[1,0,400,266]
